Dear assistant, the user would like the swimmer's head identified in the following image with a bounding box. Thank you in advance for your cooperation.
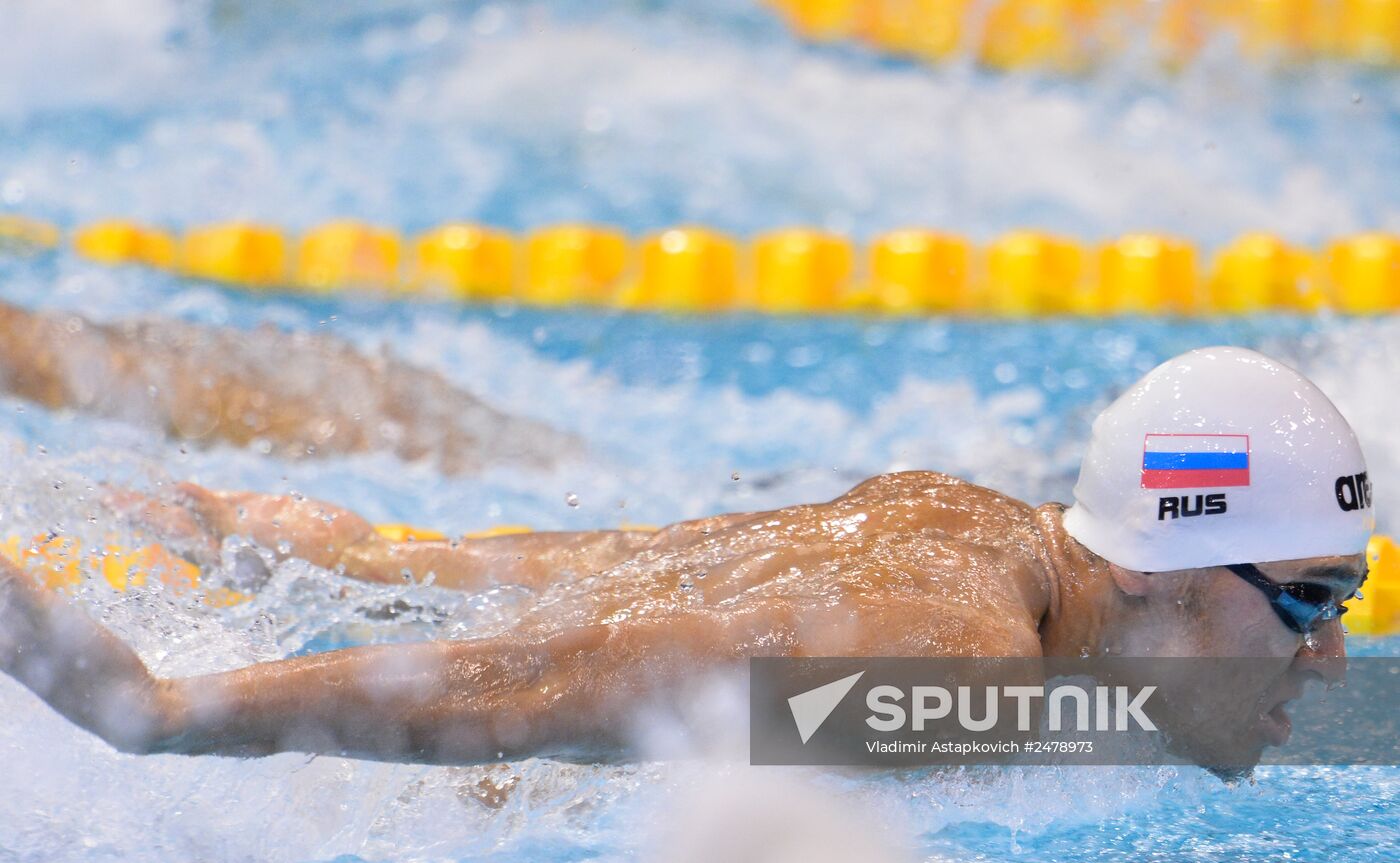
[1063,347,1372,772]
[1064,346,1374,574]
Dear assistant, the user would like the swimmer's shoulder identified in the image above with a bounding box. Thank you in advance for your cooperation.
[842,469,966,497]
[840,471,1050,561]
[842,470,1035,517]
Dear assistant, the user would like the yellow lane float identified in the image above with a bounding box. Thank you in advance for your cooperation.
[463,525,535,539]
[180,222,289,287]
[856,230,972,313]
[1345,534,1400,636]
[983,230,1088,315]
[410,223,515,300]
[765,0,1400,71]
[627,227,741,311]
[73,220,177,270]
[853,0,969,62]
[0,215,60,253]
[768,0,862,41]
[1208,233,1320,313]
[977,0,1099,72]
[1,534,247,608]
[524,224,629,306]
[1334,0,1400,64]
[295,220,402,292]
[753,228,854,313]
[9,216,1400,317]
[1325,233,1400,314]
[373,524,450,543]
[1098,233,1199,315]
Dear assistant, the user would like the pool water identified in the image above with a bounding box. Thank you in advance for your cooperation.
[1,1,1399,861]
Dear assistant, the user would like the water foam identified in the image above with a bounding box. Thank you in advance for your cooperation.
[0,0,191,121]
[1,1,1396,237]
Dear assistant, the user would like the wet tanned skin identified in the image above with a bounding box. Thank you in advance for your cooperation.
[0,471,1354,766]
[0,300,572,473]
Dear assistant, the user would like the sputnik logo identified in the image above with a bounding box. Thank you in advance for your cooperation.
[788,671,864,744]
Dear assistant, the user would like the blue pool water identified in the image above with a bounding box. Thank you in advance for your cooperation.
[2,2,1399,861]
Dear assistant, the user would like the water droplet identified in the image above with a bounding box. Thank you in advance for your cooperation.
[401,568,415,583]
[731,471,741,481]
[1352,92,1363,104]
[565,492,580,508]
[276,541,292,555]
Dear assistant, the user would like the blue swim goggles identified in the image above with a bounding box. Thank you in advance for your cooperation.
[1225,563,1360,636]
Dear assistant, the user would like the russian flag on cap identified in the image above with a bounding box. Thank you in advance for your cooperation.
[1141,434,1250,489]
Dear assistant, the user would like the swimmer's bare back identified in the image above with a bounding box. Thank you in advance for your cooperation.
[2,472,1080,764]
[0,300,574,472]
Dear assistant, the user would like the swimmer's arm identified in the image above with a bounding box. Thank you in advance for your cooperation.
[152,623,666,762]
[115,484,760,592]
[2,558,1027,763]
[0,555,176,752]
[1,554,750,763]
[336,511,764,590]
[0,300,76,408]
[108,483,641,590]
[147,599,1038,762]
[154,597,813,763]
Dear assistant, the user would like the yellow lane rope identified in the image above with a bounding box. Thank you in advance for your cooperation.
[3,214,1399,316]
[766,0,1400,72]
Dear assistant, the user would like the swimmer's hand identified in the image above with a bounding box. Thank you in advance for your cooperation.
[103,484,222,564]
[106,483,381,572]
[0,555,175,752]
[103,482,667,593]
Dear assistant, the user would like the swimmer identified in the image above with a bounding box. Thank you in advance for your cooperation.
[0,299,573,472]
[0,348,1374,771]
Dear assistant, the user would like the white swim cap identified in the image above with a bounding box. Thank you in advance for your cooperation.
[1063,346,1374,572]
